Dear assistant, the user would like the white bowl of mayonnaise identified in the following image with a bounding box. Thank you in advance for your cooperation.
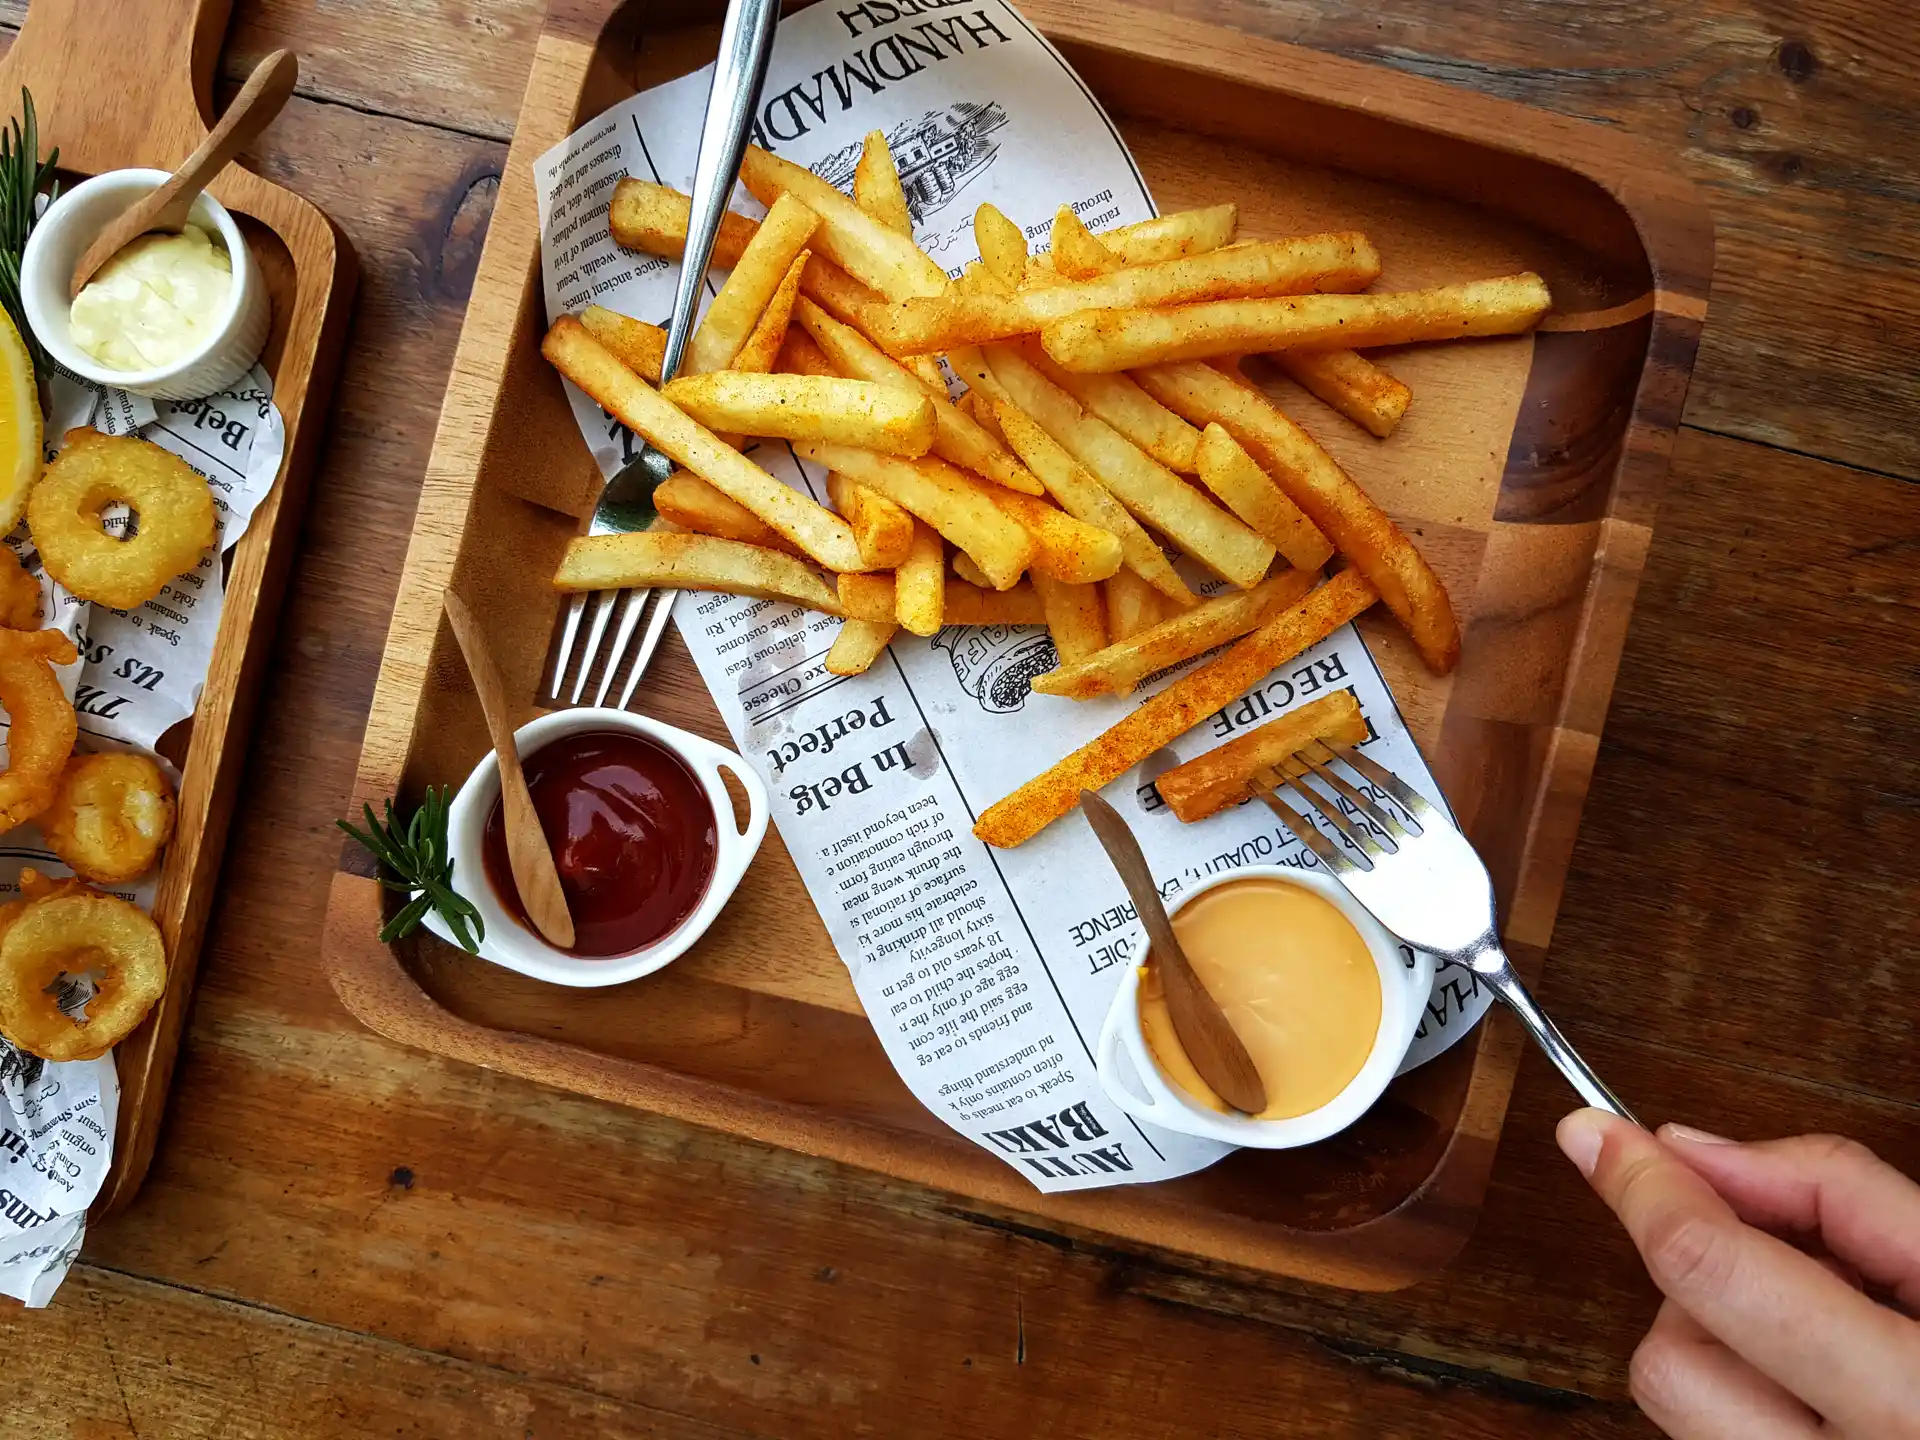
[21,169,270,400]
[1094,864,1433,1149]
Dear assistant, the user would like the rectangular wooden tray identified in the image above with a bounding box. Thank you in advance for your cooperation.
[321,0,1709,1289]
[0,0,356,1216]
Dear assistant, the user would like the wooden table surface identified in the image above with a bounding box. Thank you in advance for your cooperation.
[7,2,1917,1435]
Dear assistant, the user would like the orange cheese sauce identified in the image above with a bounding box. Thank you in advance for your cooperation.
[1140,876,1382,1119]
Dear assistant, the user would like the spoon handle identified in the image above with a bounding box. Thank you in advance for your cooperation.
[157,49,300,229]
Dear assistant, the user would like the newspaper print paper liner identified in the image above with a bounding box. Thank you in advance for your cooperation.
[0,365,285,1306]
[534,0,1495,1193]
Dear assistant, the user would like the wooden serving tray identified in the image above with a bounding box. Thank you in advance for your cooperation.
[322,0,1708,1289]
[0,0,355,1215]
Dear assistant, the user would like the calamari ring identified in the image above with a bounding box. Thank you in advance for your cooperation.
[41,752,175,883]
[0,547,40,629]
[28,428,216,610]
[0,887,166,1061]
[0,628,79,832]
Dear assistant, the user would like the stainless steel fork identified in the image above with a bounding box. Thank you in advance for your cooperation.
[546,0,780,709]
[1254,741,1638,1122]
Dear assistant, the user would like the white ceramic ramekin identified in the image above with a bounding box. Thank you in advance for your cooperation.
[21,169,270,400]
[423,707,769,988]
[1095,864,1433,1148]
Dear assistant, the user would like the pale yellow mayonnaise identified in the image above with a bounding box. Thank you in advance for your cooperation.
[1140,876,1382,1120]
[69,223,233,371]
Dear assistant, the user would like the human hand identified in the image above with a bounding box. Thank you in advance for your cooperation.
[1557,1110,1920,1438]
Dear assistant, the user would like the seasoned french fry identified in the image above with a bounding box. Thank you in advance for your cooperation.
[957,259,1012,297]
[1023,348,1201,471]
[686,192,819,375]
[989,489,1124,584]
[837,571,896,622]
[776,327,839,378]
[886,234,1382,352]
[555,532,842,614]
[609,179,759,262]
[730,250,810,374]
[1155,691,1369,822]
[1036,568,1316,699]
[946,580,1045,625]
[801,253,896,339]
[826,618,897,675]
[794,440,1036,590]
[975,203,1028,291]
[543,318,864,571]
[579,306,665,382]
[984,344,1275,589]
[985,394,1192,606]
[1136,360,1458,671]
[959,388,1005,441]
[827,471,914,569]
[896,520,945,635]
[950,551,996,589]
[1026,204,1238,281]
[1273,349,1411,438]
[1194,423,1333,571]
[973,569,1379,847]
[908,355,949,393]
[1050,205,1119,279]
[740,145,949,301]
[1103,567,1168,643]
[663,372,936,456]
[793,297,1044,495]
[1043,274,1553,372]
[1032,573,1106,664]
[654,473,803,556]
[854,130,913,237]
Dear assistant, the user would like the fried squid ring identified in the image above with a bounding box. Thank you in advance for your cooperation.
[28,429,216,610]
[0,627,79,832]
[41,752,175,883]
[0,886,166,1061]
[0,548,40,629]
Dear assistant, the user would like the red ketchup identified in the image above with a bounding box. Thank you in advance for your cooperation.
[482,729,717,957]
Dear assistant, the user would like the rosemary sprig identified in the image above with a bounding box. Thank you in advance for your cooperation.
[0,89,58,383]
[337,786,485,954]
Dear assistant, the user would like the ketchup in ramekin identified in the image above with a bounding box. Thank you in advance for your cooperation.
[482,729,717,957]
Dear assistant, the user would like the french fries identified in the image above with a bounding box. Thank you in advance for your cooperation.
[543,318,864,572]
[791,298,1044,496]
[841,571,1044,625]
[1103,566,1170,643]
[795,440,1036,590]
[579,305,664,382]
[686,192,819,375]
[1032,573,1106,663]
[1034,568,1316,699]
[1027,204,1238,280]
[897,521,945,635]
[886,233,1382,352]
[1194,423,1334,571]
[1042,273,1553,371]
[609,179,759,262]
[663,372,936,456]
[1049,206,1118,279]
[990,489,1124,584]
[985,394,1192,606]
[827,471,914,569]
[740,145,949,301]
[556,532,842,614]
[854,130,913,237]
[731,250,809,374]
[975,204,1028,291]
[1274,350,1411,438]
[1136,360,1459,672]
[1155,691,1370,822]
[1023,348,1202,472]
[837,572,895,622]
[950,551,995,589]
[827,619,897,676]
[984,344,1275,589]
[973,569,1379,847]
[654,473,802,556]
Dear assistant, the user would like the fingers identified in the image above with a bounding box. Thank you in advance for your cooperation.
[1659,1127,1920,1311]
[1631,1300,1819,1440]
[1558,1109,1920,1433]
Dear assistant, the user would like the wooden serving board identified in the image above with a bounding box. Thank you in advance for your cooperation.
[0,0,355,1215]
[322,0,1708,1289]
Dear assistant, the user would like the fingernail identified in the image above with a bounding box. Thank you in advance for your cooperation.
[1557,1109,1606,1177]
[1661,1124,1733,1146]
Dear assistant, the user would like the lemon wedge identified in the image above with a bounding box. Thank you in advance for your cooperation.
[0,310,42,535]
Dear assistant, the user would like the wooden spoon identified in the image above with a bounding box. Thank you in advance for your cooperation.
[1080,791,1267,1115]
[441,591,576,950]
[69,48,300,298]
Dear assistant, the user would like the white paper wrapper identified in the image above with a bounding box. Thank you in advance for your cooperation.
[535,0,1494,1192]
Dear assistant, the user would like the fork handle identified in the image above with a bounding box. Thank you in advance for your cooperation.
[1479,945,1640,1124]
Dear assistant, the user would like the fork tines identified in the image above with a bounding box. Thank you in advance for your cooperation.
[542,586,676,710]
[1253,742,1434,874]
